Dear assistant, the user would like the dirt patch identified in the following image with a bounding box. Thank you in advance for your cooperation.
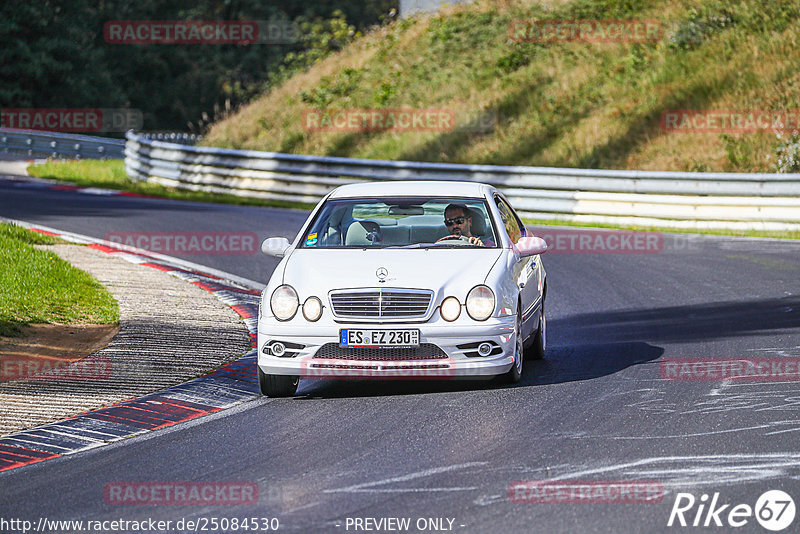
[0,324,119,382]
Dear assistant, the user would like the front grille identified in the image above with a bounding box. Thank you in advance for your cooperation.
[314,343,447,361]
[308,363,449,371]
[329,288,433,320]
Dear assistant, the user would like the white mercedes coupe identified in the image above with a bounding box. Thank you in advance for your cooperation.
[257,181,548,396]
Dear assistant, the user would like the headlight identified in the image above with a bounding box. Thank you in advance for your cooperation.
[466,285,494,321]
[302,296,323,321]
[440,296,461,322]
[270,285,299,321]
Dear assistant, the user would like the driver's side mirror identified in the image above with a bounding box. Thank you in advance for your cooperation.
[261,237,291,257]
[515,236,548,256]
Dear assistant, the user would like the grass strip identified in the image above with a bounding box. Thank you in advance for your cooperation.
[0,223,119,337]
[27,159,313,211]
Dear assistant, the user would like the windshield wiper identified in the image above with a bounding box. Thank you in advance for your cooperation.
[384,244,424,249]
[381,242,484,249]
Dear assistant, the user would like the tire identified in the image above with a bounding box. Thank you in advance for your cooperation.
[258,367,299,397]
[527,298,546,360]
[502,306,524,383]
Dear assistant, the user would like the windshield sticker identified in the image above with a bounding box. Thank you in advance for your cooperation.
[305,233,318,246]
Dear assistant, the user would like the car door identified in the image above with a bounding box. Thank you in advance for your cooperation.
[495,194,541,340]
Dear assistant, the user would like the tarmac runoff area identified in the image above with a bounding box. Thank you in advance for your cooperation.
[0,243,252,435]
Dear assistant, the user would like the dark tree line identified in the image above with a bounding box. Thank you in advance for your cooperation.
[0,0,396,134]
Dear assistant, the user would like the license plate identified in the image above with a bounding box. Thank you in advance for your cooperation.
[339,329,420,347]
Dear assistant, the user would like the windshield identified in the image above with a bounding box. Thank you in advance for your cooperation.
[299,197,499,248]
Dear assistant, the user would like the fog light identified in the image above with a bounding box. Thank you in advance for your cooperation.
[271,342,286,357]
[477,342,493,356]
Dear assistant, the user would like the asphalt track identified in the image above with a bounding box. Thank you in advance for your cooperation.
[2,180,800,533]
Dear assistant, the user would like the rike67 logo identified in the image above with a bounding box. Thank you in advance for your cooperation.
[668,490,795,531]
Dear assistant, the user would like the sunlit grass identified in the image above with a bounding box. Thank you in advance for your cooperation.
[0,223,119,337]
[203,0,800,173]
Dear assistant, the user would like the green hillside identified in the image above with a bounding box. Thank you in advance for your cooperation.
[203,0,800,173]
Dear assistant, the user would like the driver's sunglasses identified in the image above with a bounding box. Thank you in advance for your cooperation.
[444,216,467,226]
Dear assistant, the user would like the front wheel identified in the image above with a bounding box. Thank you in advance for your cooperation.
[258,367,299,397]
[526,299,546,360]
[502,308,524,383]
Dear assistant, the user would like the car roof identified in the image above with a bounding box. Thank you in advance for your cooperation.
[327,180,496,200]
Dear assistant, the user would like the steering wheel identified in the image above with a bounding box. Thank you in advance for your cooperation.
[435,235,473,245]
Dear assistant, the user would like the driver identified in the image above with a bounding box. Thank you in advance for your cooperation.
[440,204,484,246]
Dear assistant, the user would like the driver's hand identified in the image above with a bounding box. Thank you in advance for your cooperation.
[468,236,484,246]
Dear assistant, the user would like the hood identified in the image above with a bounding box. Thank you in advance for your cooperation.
[282,248,504,297]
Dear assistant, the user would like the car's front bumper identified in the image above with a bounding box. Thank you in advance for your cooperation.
[257,316,516,379]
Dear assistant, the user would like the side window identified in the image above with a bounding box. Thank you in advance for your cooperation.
[495,196,522,243]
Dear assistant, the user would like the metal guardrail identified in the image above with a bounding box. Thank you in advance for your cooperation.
[125,131,800,231]
[0,128,125,159]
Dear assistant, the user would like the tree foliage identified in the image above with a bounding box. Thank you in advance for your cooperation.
[0,0,396,134]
